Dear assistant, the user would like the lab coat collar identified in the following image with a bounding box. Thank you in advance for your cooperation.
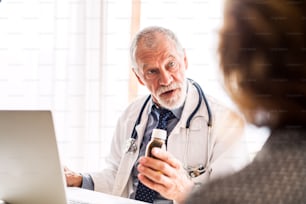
[171,80,210,134]
[134,98,152,145]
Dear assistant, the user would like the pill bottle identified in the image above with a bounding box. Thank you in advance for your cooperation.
[145,129,167,158]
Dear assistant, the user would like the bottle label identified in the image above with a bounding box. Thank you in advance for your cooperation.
[145,139,165,158]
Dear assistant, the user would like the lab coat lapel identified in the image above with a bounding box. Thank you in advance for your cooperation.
[112,98,151,196]
[171,80,208,136]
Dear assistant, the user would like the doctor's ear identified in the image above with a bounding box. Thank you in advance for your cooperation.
[132,68,145,86]
[183,48,188,71]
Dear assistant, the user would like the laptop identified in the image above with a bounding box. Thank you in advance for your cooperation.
[0,111,145,204]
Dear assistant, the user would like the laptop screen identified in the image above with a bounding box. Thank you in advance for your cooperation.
[0,111,67,204]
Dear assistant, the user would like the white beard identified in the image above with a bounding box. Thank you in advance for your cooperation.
[156,80,187,110]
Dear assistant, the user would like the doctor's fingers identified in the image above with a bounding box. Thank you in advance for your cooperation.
[137,167,174,192]
[137,160,183,187]
[151,147,182,169]
[64,169,83,187]
[138,156,181,178]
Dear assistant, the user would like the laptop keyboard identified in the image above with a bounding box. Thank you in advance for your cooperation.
[68,199,92,204]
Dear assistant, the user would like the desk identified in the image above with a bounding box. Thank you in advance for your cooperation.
[67,187,147,204]
[1,188,147,204]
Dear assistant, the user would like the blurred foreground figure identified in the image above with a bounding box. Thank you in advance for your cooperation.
[185,0,306,203]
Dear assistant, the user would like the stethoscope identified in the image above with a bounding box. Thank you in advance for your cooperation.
[125,78,213,178]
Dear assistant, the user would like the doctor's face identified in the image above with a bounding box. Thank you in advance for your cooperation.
[134,33,188,110]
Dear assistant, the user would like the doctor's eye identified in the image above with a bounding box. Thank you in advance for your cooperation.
[145,69,159,79]
[168,61,175,67]
[167,61,178,72]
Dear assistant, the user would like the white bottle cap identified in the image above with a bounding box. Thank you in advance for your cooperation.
[152,129,167,140]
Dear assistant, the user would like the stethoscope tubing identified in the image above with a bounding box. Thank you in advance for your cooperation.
[130,95,151,140]
[187,78,212,128]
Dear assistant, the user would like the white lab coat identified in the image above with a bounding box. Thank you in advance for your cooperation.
[90,81,250,199]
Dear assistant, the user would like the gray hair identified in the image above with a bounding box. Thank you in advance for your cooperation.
[130,26,184,70]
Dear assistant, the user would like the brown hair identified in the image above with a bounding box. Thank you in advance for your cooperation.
[219,0,306,128]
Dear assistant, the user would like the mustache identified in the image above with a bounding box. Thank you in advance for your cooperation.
[157,82,183,96]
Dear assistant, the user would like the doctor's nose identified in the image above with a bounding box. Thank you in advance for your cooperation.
[159,70,173,86]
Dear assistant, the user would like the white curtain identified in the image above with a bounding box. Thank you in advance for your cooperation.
[0,0,134,171]
[52,0,107,171]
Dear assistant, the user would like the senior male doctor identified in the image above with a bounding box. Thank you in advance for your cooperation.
[65,26,250,204]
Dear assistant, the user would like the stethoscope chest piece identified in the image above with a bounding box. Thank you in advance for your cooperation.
[125,138,137,153]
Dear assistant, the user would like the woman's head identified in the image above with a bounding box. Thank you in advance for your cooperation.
[219,0,306,128]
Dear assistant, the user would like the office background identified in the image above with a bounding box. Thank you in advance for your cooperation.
[0,0,268,171]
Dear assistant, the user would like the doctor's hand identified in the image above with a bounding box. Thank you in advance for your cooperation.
[64,166,83,187]
[137,147,194,204]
